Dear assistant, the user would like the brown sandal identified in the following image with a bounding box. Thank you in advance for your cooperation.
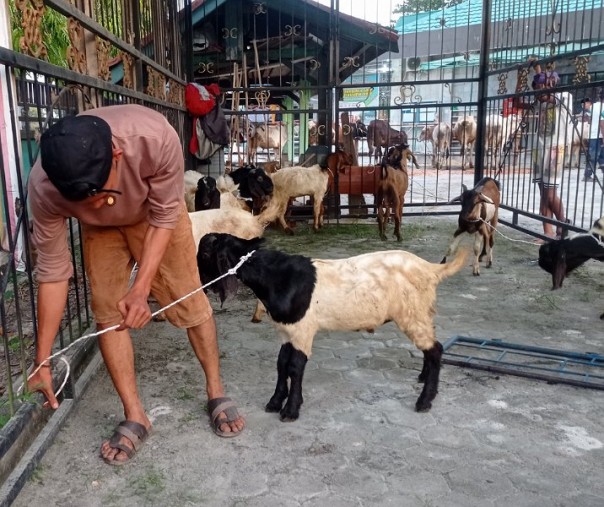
[207,397,244,438]
[102,420,151,466]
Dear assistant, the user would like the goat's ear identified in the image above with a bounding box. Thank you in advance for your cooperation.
[449,193,462,204]
[552,247,567,289]
[214,249,240,303]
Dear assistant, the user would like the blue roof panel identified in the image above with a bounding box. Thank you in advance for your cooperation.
[394,0,599,34]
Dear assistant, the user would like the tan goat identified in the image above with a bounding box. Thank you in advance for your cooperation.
[375,143,419,241]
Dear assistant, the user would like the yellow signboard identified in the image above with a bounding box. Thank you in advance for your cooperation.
[343,87,374,103]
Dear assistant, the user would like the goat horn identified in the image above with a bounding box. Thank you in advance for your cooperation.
[479,193,494,204]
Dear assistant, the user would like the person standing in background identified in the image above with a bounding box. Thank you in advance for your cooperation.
[583,92,604,182]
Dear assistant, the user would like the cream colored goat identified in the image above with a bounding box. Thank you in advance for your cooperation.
[189,208,264,247]
[256,150,352,234]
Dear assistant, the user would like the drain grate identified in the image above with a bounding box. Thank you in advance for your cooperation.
[442,336,604,390]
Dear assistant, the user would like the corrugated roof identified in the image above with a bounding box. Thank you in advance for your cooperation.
[419,41,604,70]
[395,0,600,34]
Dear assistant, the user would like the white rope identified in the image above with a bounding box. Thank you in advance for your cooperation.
[24,250,256,399]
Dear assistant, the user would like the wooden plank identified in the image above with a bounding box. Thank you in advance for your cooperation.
[333,165,380,195]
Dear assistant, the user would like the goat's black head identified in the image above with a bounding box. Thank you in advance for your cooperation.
[354,120,368,138]
[383,143,410,169]
[538,240,568,289]
[197,233,264,304]
[195,176,217,209]
[453,178,499,223]
[247,168,274,199]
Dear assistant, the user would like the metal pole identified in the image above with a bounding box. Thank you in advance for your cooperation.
[474,0,492,184]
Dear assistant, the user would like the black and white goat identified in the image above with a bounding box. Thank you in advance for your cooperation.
[538,216,604,318]
[441,177,501,276]
[228,165,274,213]
[197,233,467,421]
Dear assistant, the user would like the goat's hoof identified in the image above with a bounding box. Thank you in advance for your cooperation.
[251,317,261,323]
[600,311,604,320]
[279,408,300,422]
[473,271,480,276]
[265,399,284,413]
[284,228,295,236]
[440,257,447,264]
[415,399,433,413]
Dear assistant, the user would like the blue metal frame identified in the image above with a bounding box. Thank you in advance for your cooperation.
[442,336,604,389]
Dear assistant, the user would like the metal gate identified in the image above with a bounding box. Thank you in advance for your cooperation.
[191,0,603,234]
[0,0,187,492]
[1,0,604,498]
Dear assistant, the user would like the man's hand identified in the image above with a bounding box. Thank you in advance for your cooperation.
[27,364,59,409]
[116,288,152,330]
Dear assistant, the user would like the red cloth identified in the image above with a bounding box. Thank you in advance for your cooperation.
[185,83,221,116]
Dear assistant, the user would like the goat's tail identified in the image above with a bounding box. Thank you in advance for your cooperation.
[436,248,469,281]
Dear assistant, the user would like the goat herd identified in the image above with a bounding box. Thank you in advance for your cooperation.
[183,148,603,422]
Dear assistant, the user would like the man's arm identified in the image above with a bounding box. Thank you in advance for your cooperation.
[27,280,69,409]
[116,224,174,329]
[513,58,539,110]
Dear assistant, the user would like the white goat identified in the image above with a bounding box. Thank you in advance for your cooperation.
[256,164,327,234]
[256,150,352,234]
[189,208,264,247]
[198,233,468,421]
[184,170,203,212]
[216,175,251,211]
[432,122,451,169]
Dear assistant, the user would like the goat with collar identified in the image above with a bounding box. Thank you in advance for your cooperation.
[198,232,467,422]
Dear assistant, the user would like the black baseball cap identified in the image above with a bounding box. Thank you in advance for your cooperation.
[580,97,592,104]
[40,115,115,201]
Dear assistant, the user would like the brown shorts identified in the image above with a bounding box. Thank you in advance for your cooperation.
[81,205,212,328]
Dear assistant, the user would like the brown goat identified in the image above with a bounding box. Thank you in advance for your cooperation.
[375,144,419,241]
[441,177,501,275]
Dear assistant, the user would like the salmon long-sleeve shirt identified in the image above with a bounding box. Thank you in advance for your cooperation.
[28,104,185,283]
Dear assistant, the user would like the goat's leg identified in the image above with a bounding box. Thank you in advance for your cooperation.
[441,230,463,263]
[312,194,323,231]
[378,209,386,240]
[251,299,267,323]
[394,198,402,242]
[277,203,295,235]
[266,343,294,413]
[280,345,308,422]
[472,233,483,275]
[415,341,443,412]
[486,231,495,268]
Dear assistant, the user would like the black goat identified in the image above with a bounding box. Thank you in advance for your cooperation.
[194,175,220,211]
[538,217,604,318]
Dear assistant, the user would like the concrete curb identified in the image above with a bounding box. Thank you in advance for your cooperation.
[0,350,103,507]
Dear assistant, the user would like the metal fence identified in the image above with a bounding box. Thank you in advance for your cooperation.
[191,0,603,233]
[0,0,603,498]
[0,0,188,491]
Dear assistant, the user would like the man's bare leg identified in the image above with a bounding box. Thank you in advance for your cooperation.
[98,326,152,463]
[187,317,245,435]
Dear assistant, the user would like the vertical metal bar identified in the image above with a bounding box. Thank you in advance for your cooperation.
[475,0,492,184]
[184,0,193,82]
